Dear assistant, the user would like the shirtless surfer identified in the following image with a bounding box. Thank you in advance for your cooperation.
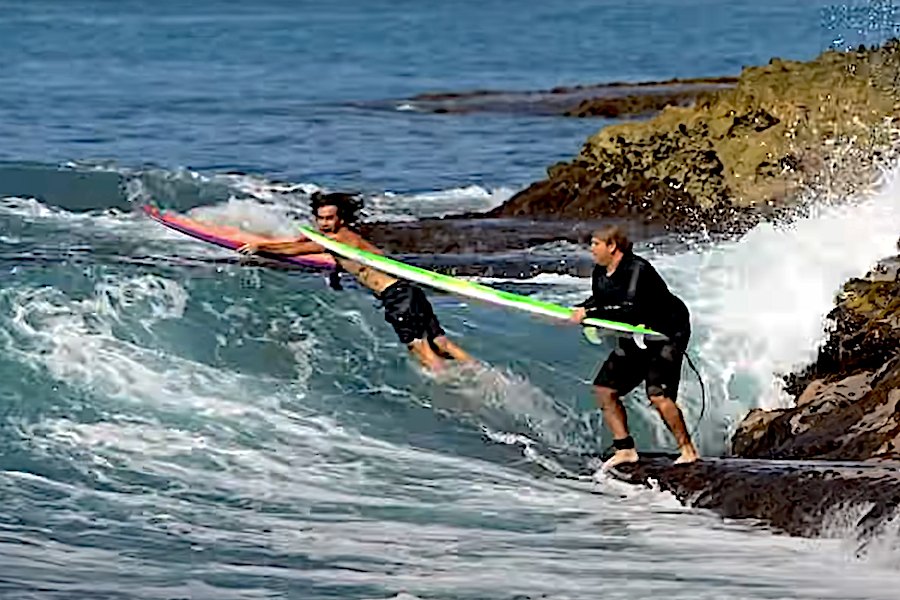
[238,192,474,372]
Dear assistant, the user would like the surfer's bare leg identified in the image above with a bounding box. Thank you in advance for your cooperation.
[431,335,474,363]
[595,386,639,469]
[648,395,699,464]
[408,338,446,372]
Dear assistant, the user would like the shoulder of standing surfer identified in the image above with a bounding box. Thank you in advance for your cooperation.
[575,228,689,343]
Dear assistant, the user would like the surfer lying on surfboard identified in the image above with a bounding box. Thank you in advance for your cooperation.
[569,225,699,469]
[237,192,474,372]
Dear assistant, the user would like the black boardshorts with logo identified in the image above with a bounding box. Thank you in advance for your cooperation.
[593,329,690,401]
[379,281,445,345]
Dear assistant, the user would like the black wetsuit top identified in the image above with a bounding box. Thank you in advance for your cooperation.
[578,251,690,345]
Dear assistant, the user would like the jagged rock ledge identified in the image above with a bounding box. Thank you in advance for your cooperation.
[608,456,900,540]
[359,216,678,254]
[357,217,701,278]
[732,246,900,463]
[355,76,737,117]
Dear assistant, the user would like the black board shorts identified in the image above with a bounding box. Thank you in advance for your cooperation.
[593,332,689,401]
[379,281,445,345]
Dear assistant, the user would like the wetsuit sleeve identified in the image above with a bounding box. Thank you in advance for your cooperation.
[575,295,596,309]
[575,266,600,309]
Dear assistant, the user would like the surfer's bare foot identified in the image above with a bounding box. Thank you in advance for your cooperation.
[602,448,639,471]
[674,444,699,465]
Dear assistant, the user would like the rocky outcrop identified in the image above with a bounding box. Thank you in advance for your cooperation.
[606,456,900,542]
[360,218,602,254]
[368,77,737,117]
[562,85,730,118]
[359,215,676,254]
[487,41,900,230]
[731,246,900,461]
[357,218,619,278]
[355,43,900,254]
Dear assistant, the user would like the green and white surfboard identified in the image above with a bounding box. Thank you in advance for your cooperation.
[298,225,666,346]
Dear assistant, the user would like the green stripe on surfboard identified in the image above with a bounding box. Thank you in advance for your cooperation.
[298,225,665,340]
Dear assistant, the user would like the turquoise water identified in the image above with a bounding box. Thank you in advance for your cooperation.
[4,1,900,598]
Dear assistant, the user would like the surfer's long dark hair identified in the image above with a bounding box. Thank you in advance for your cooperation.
[310,191,364,230]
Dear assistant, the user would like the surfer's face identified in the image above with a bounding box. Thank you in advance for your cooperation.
[590,236,615,266]
[315,205,342,233]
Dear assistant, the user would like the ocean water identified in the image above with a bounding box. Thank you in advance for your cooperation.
[3,1,900,599]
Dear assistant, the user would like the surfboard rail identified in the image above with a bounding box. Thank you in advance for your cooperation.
[142,205,335,269]
[141,205,666,346]
[298,225,666,345]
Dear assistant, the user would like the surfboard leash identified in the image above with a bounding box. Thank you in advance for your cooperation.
[597,347,707,460]
[684,350,707,441]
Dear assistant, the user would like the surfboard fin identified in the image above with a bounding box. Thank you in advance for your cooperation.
[633,332,647,349]
[582,326,605,345]
[584,326,650,348]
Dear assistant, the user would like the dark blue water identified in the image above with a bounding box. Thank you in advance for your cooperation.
[0,0,856,191]
[4,1,900,599]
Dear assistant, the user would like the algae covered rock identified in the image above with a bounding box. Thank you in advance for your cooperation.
[490,41,900,229]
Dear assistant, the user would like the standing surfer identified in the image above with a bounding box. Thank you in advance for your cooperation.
[238,192,474,372]
[570,225,700,469]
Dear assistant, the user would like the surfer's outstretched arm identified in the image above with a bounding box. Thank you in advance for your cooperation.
[238,239,325,256]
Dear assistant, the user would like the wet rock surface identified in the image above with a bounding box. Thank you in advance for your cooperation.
[732,250,900,462]
[356,76,737,117]
[605,456,900,540]
[359,216,677,254]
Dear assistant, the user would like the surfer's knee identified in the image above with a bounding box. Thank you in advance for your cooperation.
[408,338,444,370]
[648,394,678,411]
[593,385,620,409]
[647,379,679,403]
[408,337,432,353]
[430,335,450,350]
[430,335,473,362]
